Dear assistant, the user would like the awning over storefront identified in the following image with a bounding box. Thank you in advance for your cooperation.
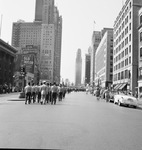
[113,83,127,90]
[113,84,120,90]
[116,84,123,90]
[119,83,127,90]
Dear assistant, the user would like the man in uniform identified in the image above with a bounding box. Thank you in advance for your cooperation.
[51,82,58,105]
[40,81,47,104]
[24,82,32,104]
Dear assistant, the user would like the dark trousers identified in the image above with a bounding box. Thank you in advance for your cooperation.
[32,92,36,103]
[58,92,63,101]
[49,91,52,102]
[46,93,49,103]
[63,91,66,99]
[51,92,57,104]
[25,92,31,104]
[38,92,41,103]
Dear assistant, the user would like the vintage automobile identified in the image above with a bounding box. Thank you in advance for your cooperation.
[114,94,138,108]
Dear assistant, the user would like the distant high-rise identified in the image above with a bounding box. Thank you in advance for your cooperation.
[90,31,101,85]
[35,0,54,24]
[12,0,62,83]
[95,29,113,89]
[75,49,82,86]
[85,47,91,85]
[35,0,43,22]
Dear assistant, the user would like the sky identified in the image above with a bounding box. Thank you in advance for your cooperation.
[0,0,124,83]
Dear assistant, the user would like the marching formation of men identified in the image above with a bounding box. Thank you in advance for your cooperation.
[24,81,67,105]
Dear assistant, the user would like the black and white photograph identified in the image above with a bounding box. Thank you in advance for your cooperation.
[0,0,142,149]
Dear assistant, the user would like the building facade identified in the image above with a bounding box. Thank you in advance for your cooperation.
[75,49,82,86]
[90,31,101,85]
[113,0,142,94]
[0,39,17,86]
[53,7,62,83]
[85,47,91,85]
[138,7,142,97]
[12,0,62,84]
[95,29,113,89]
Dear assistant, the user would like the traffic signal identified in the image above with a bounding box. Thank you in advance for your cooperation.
[20,66,24,74]
[23,67,25,73]
[20,65,26,76]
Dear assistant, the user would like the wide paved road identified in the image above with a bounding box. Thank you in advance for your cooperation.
[0,92,142,150]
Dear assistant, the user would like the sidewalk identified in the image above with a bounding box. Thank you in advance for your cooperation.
[0,92,24,102]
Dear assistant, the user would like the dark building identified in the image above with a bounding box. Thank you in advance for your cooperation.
[0,39,17,86]
[85,54,91,85]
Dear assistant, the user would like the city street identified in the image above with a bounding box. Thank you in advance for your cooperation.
[0,92,142,150]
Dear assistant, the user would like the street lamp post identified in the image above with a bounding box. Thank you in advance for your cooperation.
[19,65,26,98]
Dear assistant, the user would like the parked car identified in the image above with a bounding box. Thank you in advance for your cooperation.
[114,94,138,108]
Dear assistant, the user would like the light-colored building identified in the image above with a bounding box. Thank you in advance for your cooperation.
[75,49,82,86]
[12,0,62,83]
[113,0,142,94]
[95,29,113,89]
[12,21,42,53]
[53,6,62,83]
[138,7,142,97]
[90,31,101,85]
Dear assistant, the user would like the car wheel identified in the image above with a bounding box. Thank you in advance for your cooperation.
[133,106,137,109]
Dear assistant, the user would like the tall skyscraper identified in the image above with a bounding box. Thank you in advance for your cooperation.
[12,0,62,83]
[35,0,54,24]
[85,47,91,85]
[75,49,82,86]
[35,0,43,22]
[95,29,113,89]
[90,31,101,85]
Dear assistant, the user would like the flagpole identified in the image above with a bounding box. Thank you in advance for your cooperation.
[93,20,96,31]
[0,14,3,38]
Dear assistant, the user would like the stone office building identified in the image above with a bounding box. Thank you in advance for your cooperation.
[0,39,17,86]
[113,0,142,94]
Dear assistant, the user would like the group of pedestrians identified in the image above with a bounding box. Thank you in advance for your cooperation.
[0,83,13,94]
[86,86,112,102]
[24,81,67,105]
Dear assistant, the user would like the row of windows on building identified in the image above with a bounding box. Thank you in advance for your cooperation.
[114,11,131,39]
[20,41,40,46]
[20,33,41,37]
[114,1,132,32]
[114,23,131,47]
[114,45,131,63]
[113,69,130,81]
[114,56,131,72]
[114,35,131,56]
